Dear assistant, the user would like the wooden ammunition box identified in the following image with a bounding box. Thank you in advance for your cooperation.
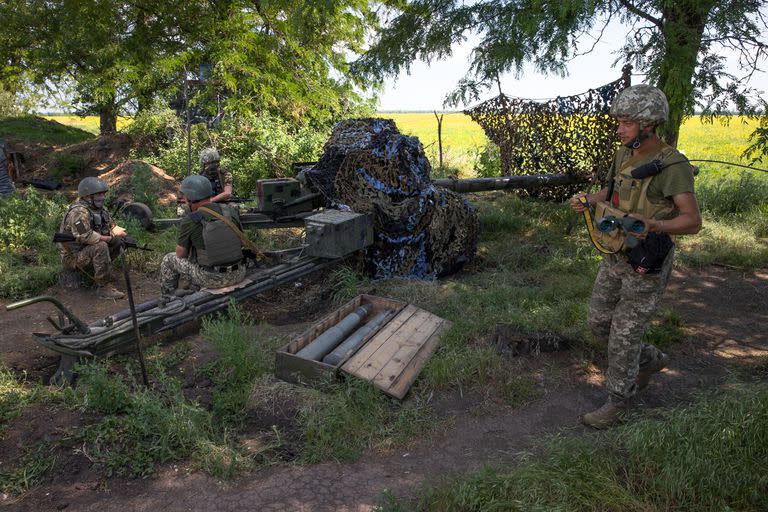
[275,294,451,399]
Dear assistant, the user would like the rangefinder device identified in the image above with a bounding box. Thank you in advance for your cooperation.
[595,215,645,248]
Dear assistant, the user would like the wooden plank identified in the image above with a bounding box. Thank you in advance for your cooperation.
[371,314,444,389]
[341,305,419,374]
[384,319,451,399]
[347,309,434,381]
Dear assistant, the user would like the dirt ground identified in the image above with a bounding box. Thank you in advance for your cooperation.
[1,263,766,511]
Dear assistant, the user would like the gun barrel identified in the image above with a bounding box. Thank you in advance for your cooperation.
[432,173,585,193]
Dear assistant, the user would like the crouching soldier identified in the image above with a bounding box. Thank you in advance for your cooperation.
[198,147,233,204]
[57,177,128,299]
[160,175,247,298]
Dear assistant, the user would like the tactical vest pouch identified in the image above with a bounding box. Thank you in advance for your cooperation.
[196,208,243,267]
[593,201,627,253]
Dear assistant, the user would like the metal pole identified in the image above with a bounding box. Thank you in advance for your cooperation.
[120,245,149,386]
[185,69,192,176]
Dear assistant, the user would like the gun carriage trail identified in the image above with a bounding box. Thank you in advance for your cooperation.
[1,263,765,511]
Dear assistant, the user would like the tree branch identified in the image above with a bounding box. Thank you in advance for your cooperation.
[617,0,663,30]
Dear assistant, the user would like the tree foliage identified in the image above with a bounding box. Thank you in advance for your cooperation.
[355,0,768,148]
[0,0,382,134]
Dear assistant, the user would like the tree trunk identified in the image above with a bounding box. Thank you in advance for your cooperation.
[99,105,118,135]
[656,1,714,147]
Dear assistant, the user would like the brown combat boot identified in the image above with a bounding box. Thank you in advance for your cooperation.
[96,284,125,299]
[582,399,627,429]
[636,352,669,390]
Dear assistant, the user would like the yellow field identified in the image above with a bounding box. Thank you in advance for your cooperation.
[46,113,763,176]
[43,115,132,134]
[380,112,763,175]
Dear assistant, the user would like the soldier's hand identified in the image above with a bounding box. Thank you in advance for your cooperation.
[112,226,127,238]
[570,193,589,213]
[626,214,651,240]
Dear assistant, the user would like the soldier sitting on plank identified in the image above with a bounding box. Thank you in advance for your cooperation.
[159,175,247,298]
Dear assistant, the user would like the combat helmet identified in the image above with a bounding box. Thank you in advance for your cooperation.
[77,177,109,198]
[199,147,220,166]
[179,175,213,202]
[610,84,669,127]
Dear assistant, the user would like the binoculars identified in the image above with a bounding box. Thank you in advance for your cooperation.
[596,215,645,248]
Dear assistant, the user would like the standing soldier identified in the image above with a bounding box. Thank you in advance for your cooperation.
[159,175,246,298]
[57,177,128,299]
[0,139,16,198]
[198,147,233,203]
[570,84,702,428]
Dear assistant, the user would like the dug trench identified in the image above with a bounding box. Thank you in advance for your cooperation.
[1,262,766,511]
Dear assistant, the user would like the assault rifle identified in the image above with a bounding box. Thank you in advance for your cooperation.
[52,232,153,251]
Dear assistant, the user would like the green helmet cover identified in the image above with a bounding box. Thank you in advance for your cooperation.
[180,175,213,202]
[77,177,109,198]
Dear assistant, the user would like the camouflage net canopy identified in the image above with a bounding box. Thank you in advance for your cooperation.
[304,118,479,280]
[464,66,632,200]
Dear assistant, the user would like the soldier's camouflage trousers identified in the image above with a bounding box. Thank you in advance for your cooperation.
[160,253,246,296]
[61,240,120,285]
[588,248,674,401]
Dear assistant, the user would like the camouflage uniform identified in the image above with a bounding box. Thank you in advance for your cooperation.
[200,164,233,198]
[588,249,673,401]
[159,254,246,295]
[57,200,121,285]
[588,138,694,402]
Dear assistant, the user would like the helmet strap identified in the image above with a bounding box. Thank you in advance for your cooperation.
[624,123,655,150]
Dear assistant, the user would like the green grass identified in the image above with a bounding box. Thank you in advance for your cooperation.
[0,115,94,144]
[0,365,48,432]
[381,384,768,512]
[299,378,435,462]
[200,303,283,428]
[0,442,57,495]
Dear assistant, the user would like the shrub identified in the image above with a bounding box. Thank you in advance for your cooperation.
[471,143,502,178]
[0,188,67,298]
[696,171,768,217]
[123,102,181,155]
[136,113,327,196]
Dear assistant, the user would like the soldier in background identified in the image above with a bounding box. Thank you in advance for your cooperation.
[57,177,128,299]
[570,84,702,428]
[0,139,16,197]
[160,175,246,298]
[198,147,233,203]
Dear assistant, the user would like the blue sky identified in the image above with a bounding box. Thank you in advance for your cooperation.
[377,20,768,112]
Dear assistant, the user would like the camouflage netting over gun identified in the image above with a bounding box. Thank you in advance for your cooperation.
[464,66,632,201]
[304,118,479,280]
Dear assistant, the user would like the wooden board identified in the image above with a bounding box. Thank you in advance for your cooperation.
[341,308,451,399]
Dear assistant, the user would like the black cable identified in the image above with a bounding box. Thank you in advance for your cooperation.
[687,159,768,174]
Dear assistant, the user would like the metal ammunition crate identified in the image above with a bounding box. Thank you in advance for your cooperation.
[304,210,373,259]
[255,178,302,212]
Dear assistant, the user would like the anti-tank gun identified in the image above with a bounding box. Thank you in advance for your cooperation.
[6,209,373,385]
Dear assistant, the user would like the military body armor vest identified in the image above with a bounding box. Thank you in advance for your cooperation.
[194,205,243,267]
[594,142,677,253]
[58,202,110,252]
